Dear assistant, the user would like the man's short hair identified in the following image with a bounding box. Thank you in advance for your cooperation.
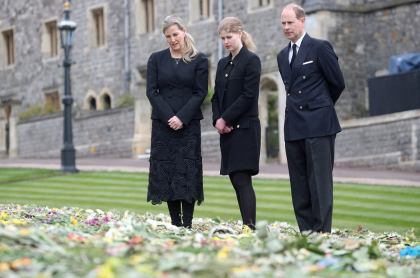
[283,3,306,19]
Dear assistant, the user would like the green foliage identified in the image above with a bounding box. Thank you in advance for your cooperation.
[43,100,60,114]
[0,203,419,277]
[357,103,368,117]
[116,93,135,108]
[202,87,214,107]
[18,105,42,119]
[19,101,60,119]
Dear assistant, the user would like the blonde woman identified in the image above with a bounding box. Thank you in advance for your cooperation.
[211,17,261,230]
[146,15,208,228]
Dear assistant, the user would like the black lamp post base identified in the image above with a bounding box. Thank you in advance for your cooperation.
[61,148,78,173]
[61,165,78,173]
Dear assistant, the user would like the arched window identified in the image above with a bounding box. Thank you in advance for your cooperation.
[83,90,98,110]
[259,77,279,161]
[89,97,97,110]
[97,87,114,110]
[102,93,111,110]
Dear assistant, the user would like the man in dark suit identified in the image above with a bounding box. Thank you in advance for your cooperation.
[277,3,345,233]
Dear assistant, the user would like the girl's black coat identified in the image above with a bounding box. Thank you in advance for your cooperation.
[211,46,262,175]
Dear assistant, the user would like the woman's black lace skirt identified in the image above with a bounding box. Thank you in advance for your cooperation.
[147,119,204,205]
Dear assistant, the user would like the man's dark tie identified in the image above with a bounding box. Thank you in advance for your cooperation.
[290,44,297,69]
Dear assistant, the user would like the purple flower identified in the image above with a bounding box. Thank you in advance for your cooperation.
[84,218,102,226]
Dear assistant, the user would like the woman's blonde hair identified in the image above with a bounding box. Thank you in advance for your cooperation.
[162,15,198,63]
[218,17,256,53]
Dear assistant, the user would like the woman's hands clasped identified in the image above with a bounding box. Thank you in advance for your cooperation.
[168,116,184,130]
[215,118,233,134]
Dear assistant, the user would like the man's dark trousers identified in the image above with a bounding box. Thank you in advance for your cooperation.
[285,134,336,233]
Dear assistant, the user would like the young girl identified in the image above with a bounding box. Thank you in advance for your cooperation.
[211,17,261,230]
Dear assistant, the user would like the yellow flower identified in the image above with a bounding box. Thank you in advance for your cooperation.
[103,237,113,243]
[10,257,31,269]
[20,229,32,236]
[52,207,57,210]
[12,219,26,226]
[129,255,143,265]
[98,264,115,278]
[213,236,221,241]
[0,262,10,271]
[70,217,78,226]
[217,247,230,260]
[134,265,157,275]
[0,243,10,252]
[309,265,318,271]
[250,265,260,271]
[0,220,10,225]
[242,225,252,234]
[406,237,410,243]
[231,265,248,274]
[0,211,9,220]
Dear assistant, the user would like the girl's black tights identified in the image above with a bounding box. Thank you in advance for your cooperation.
[229,170,256,230]
[167,200,195,228]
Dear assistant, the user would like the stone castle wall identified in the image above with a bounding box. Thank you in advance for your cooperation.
[335,110,420,171]
[15,103,420,171]
[17,106,135,158]
[2,0,419,117]
[3,0,420,170]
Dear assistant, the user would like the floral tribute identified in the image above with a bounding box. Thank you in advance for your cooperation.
[0,203,419,278]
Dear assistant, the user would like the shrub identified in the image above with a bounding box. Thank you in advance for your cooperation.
[202,87,214,107]
[19,101,60,119]
[116,93,135,107]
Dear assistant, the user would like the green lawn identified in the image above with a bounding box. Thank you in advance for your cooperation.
[1,168,419,234]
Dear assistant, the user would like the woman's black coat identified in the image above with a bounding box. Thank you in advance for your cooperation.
[146,48,208,126]
[211,46,261,175]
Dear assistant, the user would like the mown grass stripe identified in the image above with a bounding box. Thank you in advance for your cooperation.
[1,170,420,234]
[0,168,61,183]
[0,192,399,231]
[0,186,290,201]
[333,200,420,213]
[4,188,418,224]
[2,186,419,216]
[2,190,418,223]
[27,174,420,200]
[3,182,420,211]
[0,198,413,233]
[7,190,416,230]
[333,195,419,207]
[334,183,420,193]
[5,182,420,208]
[329,219,407,233]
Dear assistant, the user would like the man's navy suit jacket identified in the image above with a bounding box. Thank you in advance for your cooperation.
[277,33,345,141]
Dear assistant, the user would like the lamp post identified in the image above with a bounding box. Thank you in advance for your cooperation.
[58,1,77,173]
